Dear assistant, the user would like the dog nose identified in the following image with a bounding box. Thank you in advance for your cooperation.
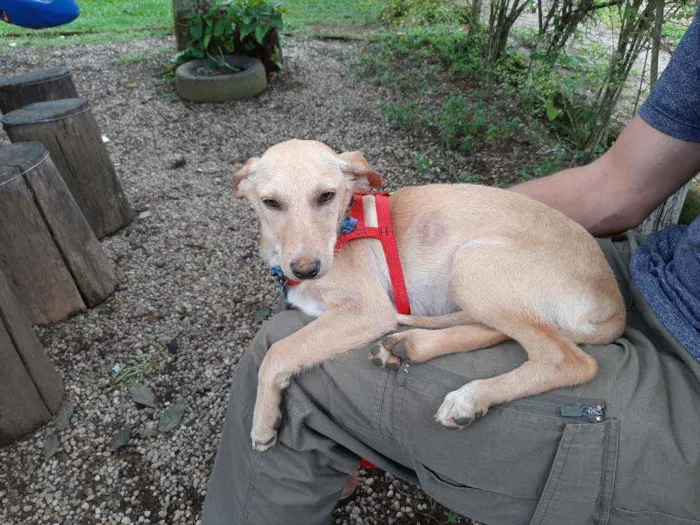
[290,258,321,279]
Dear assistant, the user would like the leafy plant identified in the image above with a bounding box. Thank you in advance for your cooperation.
[412,153,432,176]
[169,0,285,74]
[113,354,154,387]
[383,102,423,129]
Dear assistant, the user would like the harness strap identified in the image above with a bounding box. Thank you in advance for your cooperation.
[334,193,411,315]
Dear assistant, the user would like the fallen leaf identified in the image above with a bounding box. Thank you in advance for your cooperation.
[255,307,272,324]
[158,403,186,432]
[54,403,75,430]
[111,426,132,451]
[125,82,138,89]
[42,435,60,461]
[129,384,156,408]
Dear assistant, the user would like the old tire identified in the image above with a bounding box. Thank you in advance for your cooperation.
[175,55,267,103]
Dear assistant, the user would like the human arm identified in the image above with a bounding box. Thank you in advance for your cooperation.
[510,116,700,237]
[511,5,700,237]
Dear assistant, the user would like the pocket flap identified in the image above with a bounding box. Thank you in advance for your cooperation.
[529,419,618,525]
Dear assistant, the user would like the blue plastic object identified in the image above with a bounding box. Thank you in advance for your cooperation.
[1,0,80,29]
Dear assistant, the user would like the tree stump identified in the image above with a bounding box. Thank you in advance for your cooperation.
[1,98,134,239]
[0,68,79,115]
[0,142,118,325]
[637,182,692,234]
[0,267,64,446]
[173,0,211,51]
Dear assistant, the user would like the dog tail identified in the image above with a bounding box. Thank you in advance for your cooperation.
[396,311,473,329]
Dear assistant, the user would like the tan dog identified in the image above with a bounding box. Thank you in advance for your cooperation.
[234,139,626,452]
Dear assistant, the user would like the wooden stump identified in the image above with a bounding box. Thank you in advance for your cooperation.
[0,267,64,446]
[0,68,79,115]
[1,98,134,239]
[637,182,692,234]
[0,142,118,325]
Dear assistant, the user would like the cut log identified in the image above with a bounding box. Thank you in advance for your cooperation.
[0,267,64,446]
[637,182,692,234]
[0,68,79,115]
[1,98,134,238]
[173,0,211,51]
[0,142,118,325]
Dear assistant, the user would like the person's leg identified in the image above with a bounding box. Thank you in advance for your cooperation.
[204,234,700,525]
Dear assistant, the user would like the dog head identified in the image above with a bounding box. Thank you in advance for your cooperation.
[233,139,383,280]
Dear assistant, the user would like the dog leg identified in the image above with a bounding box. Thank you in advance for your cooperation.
[435,323,597,429]
[252,307,395,451]
[433,242,599,429]
[370,325,508,367]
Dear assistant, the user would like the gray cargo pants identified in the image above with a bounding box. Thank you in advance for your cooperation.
[203,234,700,525]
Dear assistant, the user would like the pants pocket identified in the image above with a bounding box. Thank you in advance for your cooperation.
[528,419,618,525]
[414,462,538,525]
[397,371,618,525]
[609,507,700,525]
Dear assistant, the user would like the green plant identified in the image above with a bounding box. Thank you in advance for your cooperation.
[383,102,423,129]
[170,0,285,74]
[113,354,154,387]
[457,171,478,183]
[412,153,432,175]
[516,149,572,182]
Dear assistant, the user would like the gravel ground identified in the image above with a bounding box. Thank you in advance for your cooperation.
[0,35,480,525]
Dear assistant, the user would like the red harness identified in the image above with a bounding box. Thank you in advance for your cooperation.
[286,192,411,315]
[285,192,410,472]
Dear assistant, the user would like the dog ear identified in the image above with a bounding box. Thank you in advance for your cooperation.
[233,157,259,199]
[339,151,383,189]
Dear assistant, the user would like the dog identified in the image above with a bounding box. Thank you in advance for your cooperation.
[234,139,626,452]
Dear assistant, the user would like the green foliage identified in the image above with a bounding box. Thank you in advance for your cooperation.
[383,102,423,128]
[378,0,470,27]
[457,171,478,183]
[113,355,154,387]
[170,0,284,72]
[516,149,573,182]
[412,153,433,176]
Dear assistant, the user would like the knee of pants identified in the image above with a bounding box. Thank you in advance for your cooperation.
[237,310,310,369]
[227,310,312,418]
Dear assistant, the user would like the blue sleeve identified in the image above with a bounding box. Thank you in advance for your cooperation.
[639,7,700,142]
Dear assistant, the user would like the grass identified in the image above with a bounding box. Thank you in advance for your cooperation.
[283,0,384,30]
[0,0,172,46]
[0,0,382,47]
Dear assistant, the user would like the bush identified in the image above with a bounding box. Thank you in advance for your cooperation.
[171,0,284,74]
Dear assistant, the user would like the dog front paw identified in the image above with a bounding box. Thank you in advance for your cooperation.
[435,382,488,430]
[368,339,402,370]
[251,408,282,452]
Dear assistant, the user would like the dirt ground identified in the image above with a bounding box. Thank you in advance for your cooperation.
[0,34,497,525]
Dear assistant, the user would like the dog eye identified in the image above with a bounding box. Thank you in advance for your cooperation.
[263,199,282,210]
[318,191,336,204]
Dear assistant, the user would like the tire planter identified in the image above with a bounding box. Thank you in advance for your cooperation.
[175,55,267,103]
